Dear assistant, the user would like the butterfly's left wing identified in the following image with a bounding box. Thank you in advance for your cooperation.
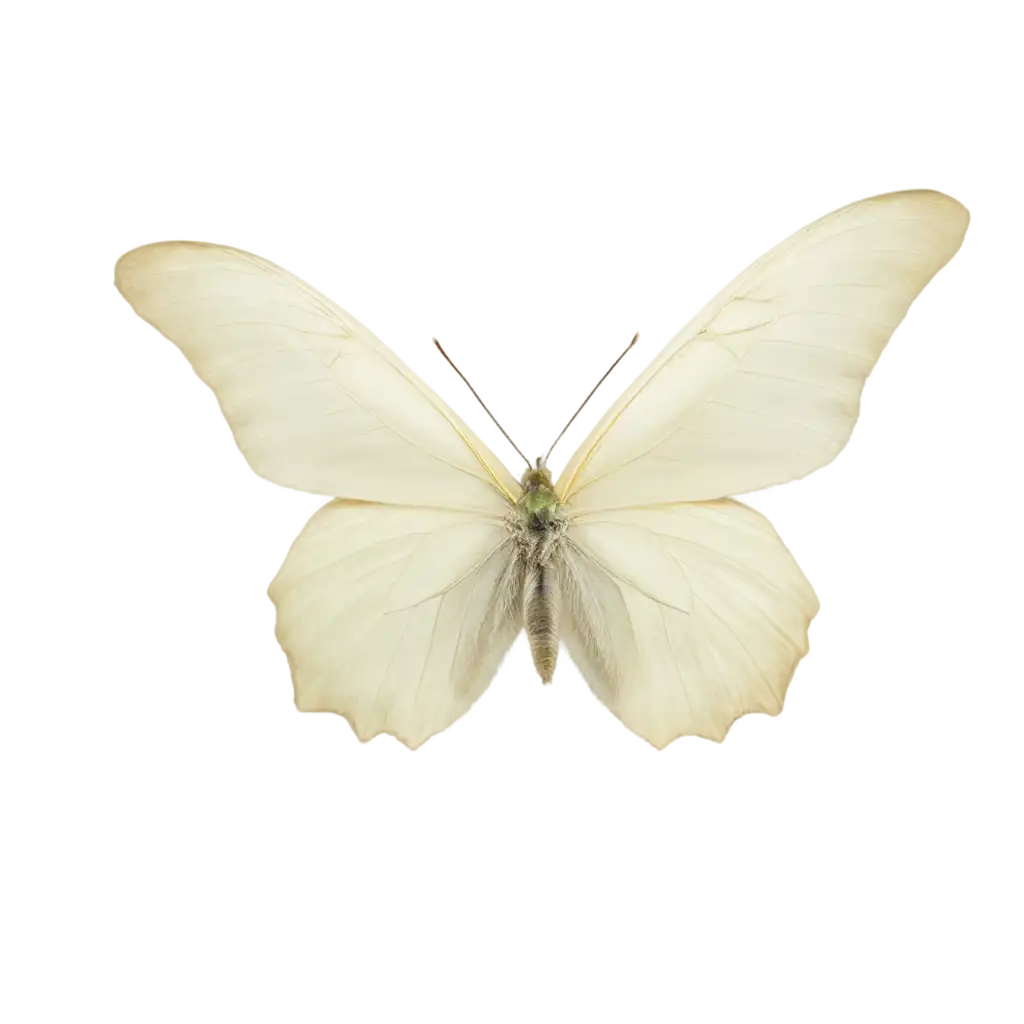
[116,241,525,747]
[269,500,522,749]
[115,241,519,511]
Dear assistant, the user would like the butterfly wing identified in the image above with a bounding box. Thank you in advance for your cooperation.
[556,190,969,512]
[116,242,525,746]
[555,190,966,744]
[560,501,818,747]
[269,500,521,748]
[115,241,519,512]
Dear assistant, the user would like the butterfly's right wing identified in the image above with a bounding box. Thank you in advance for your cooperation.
[556,190,968,512]
[559,500,818,748]
[554,191,965,745]
[269,500,523,748]
[115,241,519,513]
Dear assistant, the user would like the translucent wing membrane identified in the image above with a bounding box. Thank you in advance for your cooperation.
[117,241,524,747]
[560,501,819,747]
[555,190,966,744]
[557,190,969,511]
[115,242,519,511]
[270,501,522,748]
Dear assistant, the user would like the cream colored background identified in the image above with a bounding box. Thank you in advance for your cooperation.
[2,2,1020,1021]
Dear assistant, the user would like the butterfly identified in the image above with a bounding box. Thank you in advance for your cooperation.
[114,189,968,749]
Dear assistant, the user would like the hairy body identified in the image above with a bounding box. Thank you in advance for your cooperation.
[506,463,567,683]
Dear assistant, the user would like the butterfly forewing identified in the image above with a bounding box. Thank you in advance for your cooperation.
[556,190,969,511]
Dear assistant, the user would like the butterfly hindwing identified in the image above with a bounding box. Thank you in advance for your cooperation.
[269,500,522,748]
[560,501,818,747]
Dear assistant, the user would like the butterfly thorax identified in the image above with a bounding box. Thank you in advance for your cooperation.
[514,465,567,552]
[519,465,562,526]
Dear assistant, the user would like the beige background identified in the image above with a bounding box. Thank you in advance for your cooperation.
[2,9,1024,1024]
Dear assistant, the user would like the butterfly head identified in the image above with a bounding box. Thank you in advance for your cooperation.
[519,458,560,526]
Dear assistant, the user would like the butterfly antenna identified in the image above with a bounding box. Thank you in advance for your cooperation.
[540,331,643,468]
[428,337,532,477]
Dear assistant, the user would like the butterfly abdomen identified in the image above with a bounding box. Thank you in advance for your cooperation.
[524,561,560,683]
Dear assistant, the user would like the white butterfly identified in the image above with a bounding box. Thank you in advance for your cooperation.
[115,190,968,749]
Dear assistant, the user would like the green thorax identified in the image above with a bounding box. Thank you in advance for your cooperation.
[519,465,561,527]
